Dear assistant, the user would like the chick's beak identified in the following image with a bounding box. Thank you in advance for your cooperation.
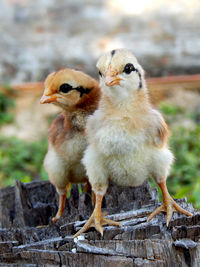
[40,94,57,104]
[105,66,122,87]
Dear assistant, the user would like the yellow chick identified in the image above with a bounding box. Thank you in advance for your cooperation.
[74,49,192,237]
[40,68,100,223]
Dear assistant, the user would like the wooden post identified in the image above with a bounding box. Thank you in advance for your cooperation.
[0,180,199,266]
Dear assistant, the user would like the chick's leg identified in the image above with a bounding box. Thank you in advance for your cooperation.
[52,183,71,223]
[83,181,96,206]
[73,194,121,237]
[147,180,192,225]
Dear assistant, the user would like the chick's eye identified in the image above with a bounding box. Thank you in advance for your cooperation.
[99,71,102,77]
[59,83,72,93]
[123,63,136,74]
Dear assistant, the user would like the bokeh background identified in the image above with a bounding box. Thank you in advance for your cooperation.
[1,0,200,82]
[0,0,200,206]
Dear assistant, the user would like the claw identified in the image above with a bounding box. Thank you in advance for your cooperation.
[147,180,192,225]
[148,198,192,225]
[173,201,192,217]
[73,194,121,238]
[166,203,173,226]
[74,212,121,238]
[147,205,165,222]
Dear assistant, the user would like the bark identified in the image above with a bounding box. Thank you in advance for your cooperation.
[0,180,199,267]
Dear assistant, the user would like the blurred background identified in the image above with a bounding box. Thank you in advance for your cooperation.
[0,0,200,206]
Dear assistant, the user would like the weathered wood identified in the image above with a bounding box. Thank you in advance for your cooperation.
[0,180,199,267]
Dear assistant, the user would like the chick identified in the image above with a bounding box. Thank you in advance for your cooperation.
[74,49,192,237]
[40,68,100,223]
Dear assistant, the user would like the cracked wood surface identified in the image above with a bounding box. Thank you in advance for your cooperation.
[0,180,199,267]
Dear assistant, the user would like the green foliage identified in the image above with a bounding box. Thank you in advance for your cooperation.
[168,125,200,207]
[158,102,187,125]
[0,90,48,187]
[190,108,200,123]
[0,136,48,187]
[159,102,184,116]
[0,91,15,125]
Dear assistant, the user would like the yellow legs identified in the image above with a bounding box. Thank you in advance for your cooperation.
[74,194,121,238]
[147,180,192,226]
[52,183,71,223]
[53,182,95,223]
[83,181,96,206]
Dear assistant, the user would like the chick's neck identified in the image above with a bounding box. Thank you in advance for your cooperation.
[100,89,150,118]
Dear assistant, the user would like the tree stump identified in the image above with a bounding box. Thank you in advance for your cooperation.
[0,180,199,267]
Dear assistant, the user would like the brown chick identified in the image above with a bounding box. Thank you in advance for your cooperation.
[74,49,192,237]
[40,68,100,223]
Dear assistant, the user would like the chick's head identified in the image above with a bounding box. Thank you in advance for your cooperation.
[40,68,97,110]
[97,49,145,100]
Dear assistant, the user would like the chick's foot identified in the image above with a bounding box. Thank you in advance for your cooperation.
[73,194,121,237]
[147,181,192,226]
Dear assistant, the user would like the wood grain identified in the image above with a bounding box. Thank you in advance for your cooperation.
[0,180,199,266]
